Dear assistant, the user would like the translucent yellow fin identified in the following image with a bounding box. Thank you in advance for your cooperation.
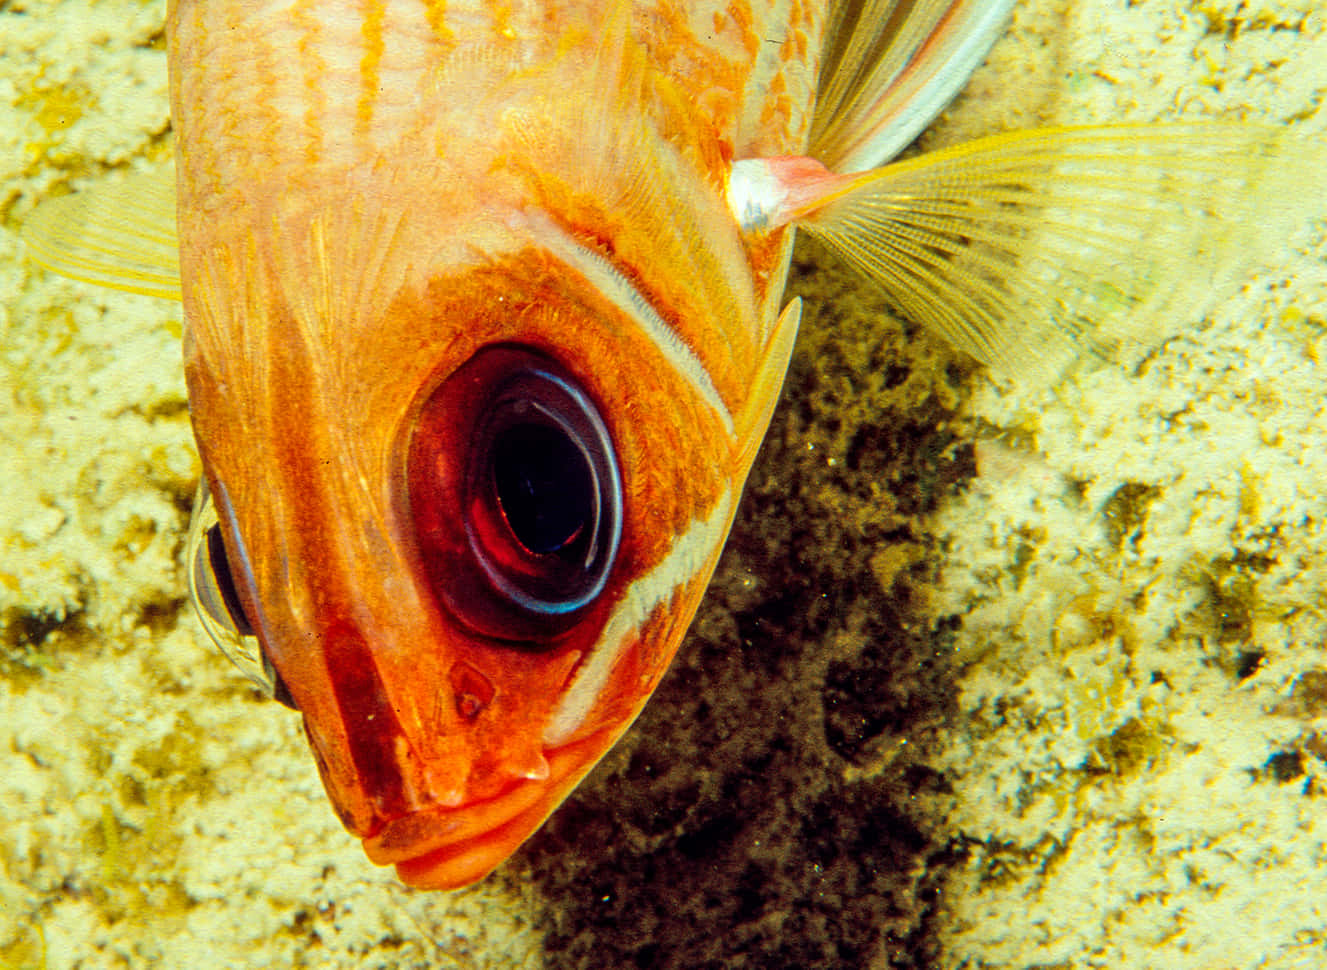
[21,166,182,302]
[812,0,1015,173]
[796,123,1325,380]
[734,297,802,473]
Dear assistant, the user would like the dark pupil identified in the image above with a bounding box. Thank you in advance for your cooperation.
[492,422,593,557]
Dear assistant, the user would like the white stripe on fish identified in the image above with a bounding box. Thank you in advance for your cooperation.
[521,207,736,437]
[544,483,734,747]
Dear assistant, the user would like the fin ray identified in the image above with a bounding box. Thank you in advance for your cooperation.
[796,123,1326,379]
[22,166,182,301]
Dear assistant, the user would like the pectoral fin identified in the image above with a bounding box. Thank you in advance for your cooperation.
[21,165,181,302]
[735,123,1326,381]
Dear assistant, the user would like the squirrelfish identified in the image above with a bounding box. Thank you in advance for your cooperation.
[23,0,1321,890]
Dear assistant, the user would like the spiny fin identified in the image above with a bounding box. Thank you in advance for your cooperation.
[792,123,1326,381]
[21,165,182,302]
[811,0,1015,173]
[734,298,801,473]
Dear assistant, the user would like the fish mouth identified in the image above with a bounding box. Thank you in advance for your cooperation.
[362,730,611,890]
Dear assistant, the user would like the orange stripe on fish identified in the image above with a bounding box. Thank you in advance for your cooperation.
[22,0,1325,891]
[356,0,386,143]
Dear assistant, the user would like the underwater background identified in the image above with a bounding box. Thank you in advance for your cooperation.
[2,0,1326,966]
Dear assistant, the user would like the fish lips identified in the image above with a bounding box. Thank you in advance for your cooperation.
[361,728,614,890]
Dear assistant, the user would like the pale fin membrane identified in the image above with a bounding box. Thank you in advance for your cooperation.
[811,0,1016,173]
[21,166,182,302]
[787,123,1325,380]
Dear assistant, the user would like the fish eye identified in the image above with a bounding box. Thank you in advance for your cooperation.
[186,479,297,709]
[407,345,622,644]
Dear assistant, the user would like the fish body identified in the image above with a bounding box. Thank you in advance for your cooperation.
[24,0,1321,892]
[168,0,830,890]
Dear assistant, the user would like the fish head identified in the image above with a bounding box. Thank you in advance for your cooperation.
[178,172,782,888]
[167,0,806,890]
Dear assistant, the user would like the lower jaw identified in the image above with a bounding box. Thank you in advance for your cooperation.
[370,728,616,890]
[391,792,562,890]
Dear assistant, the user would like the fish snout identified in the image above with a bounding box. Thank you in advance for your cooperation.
[359,728,614,890]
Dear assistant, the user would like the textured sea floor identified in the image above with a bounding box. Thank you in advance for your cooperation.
[2,1,1326,967]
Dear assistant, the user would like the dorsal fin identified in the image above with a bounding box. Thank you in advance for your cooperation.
[811,0,1015,173]
[21,166,182,302]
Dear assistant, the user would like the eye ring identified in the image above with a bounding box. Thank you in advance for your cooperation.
[407,345,623,644]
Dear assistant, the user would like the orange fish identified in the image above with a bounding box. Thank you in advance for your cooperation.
[23,0,1321,890]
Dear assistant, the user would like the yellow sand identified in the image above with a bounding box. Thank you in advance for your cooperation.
[928,3,1327,967]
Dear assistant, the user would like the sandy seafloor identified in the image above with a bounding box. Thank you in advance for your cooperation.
[2,0,1326,967]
